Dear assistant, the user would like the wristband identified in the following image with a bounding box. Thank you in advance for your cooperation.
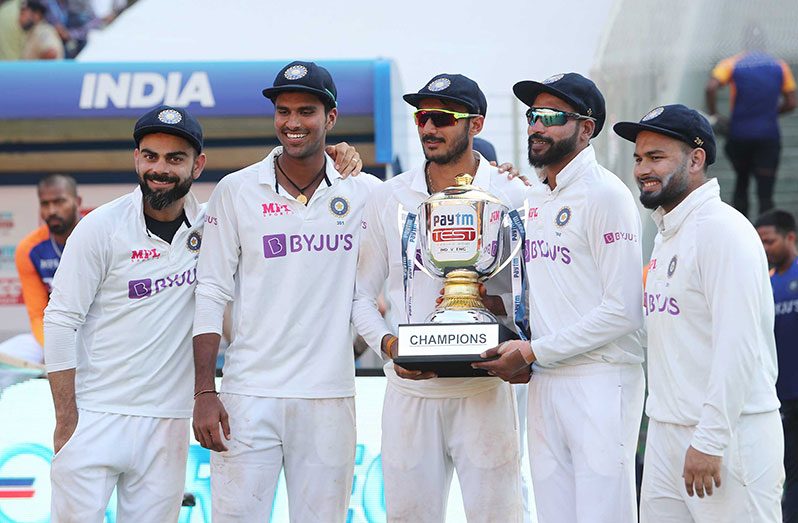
[384,336,398,359]
[193,389,218,399]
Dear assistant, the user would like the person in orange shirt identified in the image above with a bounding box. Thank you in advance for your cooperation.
[0,174,80,374]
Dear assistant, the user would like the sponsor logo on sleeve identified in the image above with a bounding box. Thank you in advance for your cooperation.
[603,231,639,244]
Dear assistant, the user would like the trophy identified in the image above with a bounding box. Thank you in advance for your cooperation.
[394,174,523,377]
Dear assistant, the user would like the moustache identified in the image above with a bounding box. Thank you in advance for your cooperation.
[143,172,180,184]
[422,135,445,145]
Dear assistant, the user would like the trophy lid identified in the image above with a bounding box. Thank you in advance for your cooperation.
[426,173,504,206]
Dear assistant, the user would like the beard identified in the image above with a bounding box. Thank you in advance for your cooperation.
[138,171,193,211]
[638,156,690,210]
[527,126,580,168]
[422,125,470,165]
[45,209,77,235]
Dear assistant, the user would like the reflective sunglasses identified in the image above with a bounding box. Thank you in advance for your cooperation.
[414,108,480,127]
[525,107,595,127]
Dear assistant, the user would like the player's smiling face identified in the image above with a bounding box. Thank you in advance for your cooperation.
[633,131,692,211]
[134,133,205,211]
[416,98,479,165]
[526,93,588,169]
[274,92,336,160]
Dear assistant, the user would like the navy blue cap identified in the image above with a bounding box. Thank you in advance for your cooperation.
[513,73,606,137]
[613,104,716,165]
[473,137,498,163]
[403,74,488,116]
[133,105,203,153]
[262,61,337,109]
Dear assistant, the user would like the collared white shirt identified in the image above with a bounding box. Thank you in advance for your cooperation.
[194,147,381,398]
[645,178,779,455]
[352,153,528,398]
[44,187,205,418]
[524,145,644,368]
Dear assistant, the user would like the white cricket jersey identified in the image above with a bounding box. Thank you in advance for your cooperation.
[644,179,779,455]
[43,187,205,418]
[352,154,528,398]
[524,145,644,368]
[194,147,381,398]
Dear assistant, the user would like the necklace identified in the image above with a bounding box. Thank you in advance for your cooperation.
[275,155,326,205]
[425,156,481,194]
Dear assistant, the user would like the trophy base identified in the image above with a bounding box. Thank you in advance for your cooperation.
[395,323,518,378]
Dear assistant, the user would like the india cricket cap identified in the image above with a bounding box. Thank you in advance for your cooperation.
[262,61,338,109]
[613,104,716,165]
[133,105,204,153]
[513,72,606,137]
[403,73,488,116]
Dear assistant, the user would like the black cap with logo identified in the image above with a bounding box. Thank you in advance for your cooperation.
[262,61,338,109]
[403,73,488,116]
[613,104,716,165]
[513,72,606,137]
[133,105,204,153]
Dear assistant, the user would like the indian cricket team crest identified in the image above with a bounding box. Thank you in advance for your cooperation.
[555,206,572,227]
[186,231,202,253]
[542,73,565,85]
[158,109,182,124]
[428,78,451,92]
[667,255,678,278]
[284,65,308,80]
[329,196,350,218]
[642,107,664,122]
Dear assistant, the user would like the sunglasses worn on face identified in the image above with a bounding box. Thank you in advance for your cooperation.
[525,108,594,127]
[414,108,480,127]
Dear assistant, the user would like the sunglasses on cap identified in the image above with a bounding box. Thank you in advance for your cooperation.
[413,108,481,128]
[526,108,595,127]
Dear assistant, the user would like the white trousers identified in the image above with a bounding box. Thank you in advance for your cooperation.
[211,394,356,523]
[527,363,645,523]
[640,411,784,523]
[50,409,189,523]
[381,383,523,523]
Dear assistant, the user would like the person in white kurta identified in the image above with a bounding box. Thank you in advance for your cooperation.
[353,73,526,523]
[191,61,380,523]
[614,104,783,523]
[476,73,646,523]
[43,105,207,522]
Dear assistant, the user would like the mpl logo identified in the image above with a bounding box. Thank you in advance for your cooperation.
[528,208,539,219]
[262,202,293,217]
[431,227,476,242]
[79,72,215,109]
[262,233,354,259]
[131,248,160,261]
[128,268,197,299]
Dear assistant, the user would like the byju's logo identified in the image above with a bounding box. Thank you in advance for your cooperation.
[128,278,152,299]
[263,234,287,258]
[263,233,354,259]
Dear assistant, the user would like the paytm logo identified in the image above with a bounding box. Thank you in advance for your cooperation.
[263,233,354,259]
[79,72,215,109]
[432,213,474,227]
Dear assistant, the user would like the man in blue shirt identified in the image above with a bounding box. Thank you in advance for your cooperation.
[756,208,798,522]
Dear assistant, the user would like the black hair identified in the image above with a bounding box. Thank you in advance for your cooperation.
[38,173,78,197]
[755,209,796,235]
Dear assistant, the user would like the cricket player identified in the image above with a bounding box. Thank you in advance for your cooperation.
[614,104,784,522]
[352,73,527,522]
[43,105,208,521]
[191,61,381,522]
[475,73,645,522]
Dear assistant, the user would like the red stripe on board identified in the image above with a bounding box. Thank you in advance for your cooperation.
[0,490,35,498]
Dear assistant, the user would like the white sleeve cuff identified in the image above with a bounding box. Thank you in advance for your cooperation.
[193,294,226,336]
[43,323,77,373]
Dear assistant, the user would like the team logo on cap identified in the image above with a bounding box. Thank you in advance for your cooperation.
[187,231,202,253]
[542,73,565,85]
[427,78,451,92]
[329,196,350,218]
[667,255,678,278]
[158,109,182,125]
[284,65,308,80]
[642,107,664,122]
[555,206,572,227]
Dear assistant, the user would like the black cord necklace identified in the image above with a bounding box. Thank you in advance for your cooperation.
[275,154,326,205]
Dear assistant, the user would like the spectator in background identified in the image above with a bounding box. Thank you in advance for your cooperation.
[706,25,796,217]
[756,209,798,523]
[43,0,100,57]
[0,0,25,60]
[19,0,64,59]
[0,175,79,370]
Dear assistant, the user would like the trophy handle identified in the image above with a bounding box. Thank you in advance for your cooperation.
[397,204,438,279]
[484,200,528,280]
